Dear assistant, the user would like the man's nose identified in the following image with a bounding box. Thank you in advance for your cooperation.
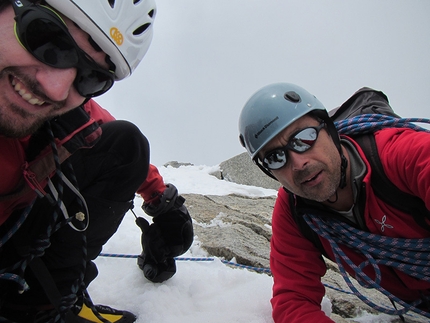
[35,66,77,102]
[289,151,309,171]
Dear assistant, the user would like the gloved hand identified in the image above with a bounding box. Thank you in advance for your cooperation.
[136,216,177,283]
[136,184,193,282]
[138,255,176,283]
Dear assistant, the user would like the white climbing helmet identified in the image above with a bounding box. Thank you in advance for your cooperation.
[45,0,157,80]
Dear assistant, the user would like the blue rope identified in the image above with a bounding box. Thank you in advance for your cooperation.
[0,201,36,291]
[99,252,430,321]
[0,202,35,248]
[301,113,430,319]
[334,114,430,135]
[303,214,430,318]
[99,253,272,274]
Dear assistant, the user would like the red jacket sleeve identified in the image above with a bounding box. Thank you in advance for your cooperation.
[271,189,334,323]
[84,100,167,202]
[376,128,430,215]
[137,164,167,203]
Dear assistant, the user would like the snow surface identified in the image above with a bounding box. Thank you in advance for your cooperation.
[89,164,399,323]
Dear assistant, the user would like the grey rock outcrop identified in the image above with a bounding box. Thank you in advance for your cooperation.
[183,153,428,323]
[185,193,274,269]
[214,152,281,191]
[185,192,427,323]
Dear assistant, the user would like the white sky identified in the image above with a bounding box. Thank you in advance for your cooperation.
[94,0,430,167]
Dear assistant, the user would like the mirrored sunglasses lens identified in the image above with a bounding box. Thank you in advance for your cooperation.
[25,19,78,67]
[291,128,317,152]
[75,70,113,97]
[264,150,287,170]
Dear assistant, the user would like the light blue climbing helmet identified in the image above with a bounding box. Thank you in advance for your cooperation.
[238,83,329,162]
[238,82,346,186]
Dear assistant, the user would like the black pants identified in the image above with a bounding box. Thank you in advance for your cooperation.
[0,120,149,318]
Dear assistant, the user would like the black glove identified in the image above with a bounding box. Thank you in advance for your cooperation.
[138,256,176,283]
[136,232,176,283]
[136,217,177,283]
[136,184,193,282]
[142,184,193,258]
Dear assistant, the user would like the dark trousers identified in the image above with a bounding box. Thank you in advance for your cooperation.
[0,120,149,318]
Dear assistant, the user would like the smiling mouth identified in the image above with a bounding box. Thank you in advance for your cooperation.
[11,76,46,106]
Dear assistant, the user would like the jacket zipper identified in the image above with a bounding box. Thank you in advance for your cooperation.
[22,163,47,198]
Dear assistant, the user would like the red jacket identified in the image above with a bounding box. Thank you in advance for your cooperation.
[270,128,430,323]
[0,99,166,226]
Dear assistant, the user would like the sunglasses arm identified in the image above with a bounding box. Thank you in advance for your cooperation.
[254,160,279,181]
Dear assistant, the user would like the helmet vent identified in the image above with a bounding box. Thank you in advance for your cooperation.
[284,91,301,103]
[108,0,115,8]
[133,23,151,35]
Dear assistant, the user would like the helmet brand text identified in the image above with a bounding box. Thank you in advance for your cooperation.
[255,116,279,139]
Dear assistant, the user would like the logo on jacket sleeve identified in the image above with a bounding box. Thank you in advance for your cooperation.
[374,215,393,232]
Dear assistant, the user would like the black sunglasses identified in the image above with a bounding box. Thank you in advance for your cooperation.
[262,122,325,170]
[10,0,115,98]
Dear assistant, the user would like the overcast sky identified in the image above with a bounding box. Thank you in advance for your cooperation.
[94,0,430,167]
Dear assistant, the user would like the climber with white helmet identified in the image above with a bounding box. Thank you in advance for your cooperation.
[0,0,193,322]
[239,83,430,322]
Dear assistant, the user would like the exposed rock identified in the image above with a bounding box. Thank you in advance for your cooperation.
[164,161,194,168]
[213,152,281,191]
[184,193,274,269]
[183,174,429,322]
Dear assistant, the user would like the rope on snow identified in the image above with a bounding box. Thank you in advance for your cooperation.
[99,253,271,273]
[99,114,430,320]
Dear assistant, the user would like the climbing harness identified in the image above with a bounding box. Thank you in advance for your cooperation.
[0,122,94,323]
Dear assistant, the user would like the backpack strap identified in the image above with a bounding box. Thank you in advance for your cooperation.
[354,134,430,231]
[289,193,328,257]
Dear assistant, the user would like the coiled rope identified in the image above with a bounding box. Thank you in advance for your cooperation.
[0,123,96,323]
[101,114,430,320]
[0,124,68,299]
[99,252,430,321]
[299,114,430,318]
[334,114,430,135]
[303,214,430,318]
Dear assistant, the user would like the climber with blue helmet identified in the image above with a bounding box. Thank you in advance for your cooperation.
[239,83,430,322]
[239,82,348,200]
[0,0,193,322]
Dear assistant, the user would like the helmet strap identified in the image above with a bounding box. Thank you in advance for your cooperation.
[326,190,339,203]
[326,154,347,203]
[339,154,348,189]
[317,112,348,190]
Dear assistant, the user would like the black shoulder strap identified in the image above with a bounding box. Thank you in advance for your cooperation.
[289,193,328,257]
[354,134,430,231]
[29,258,81,322]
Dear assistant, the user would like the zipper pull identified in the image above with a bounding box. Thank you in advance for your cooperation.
[22,163,47,198]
